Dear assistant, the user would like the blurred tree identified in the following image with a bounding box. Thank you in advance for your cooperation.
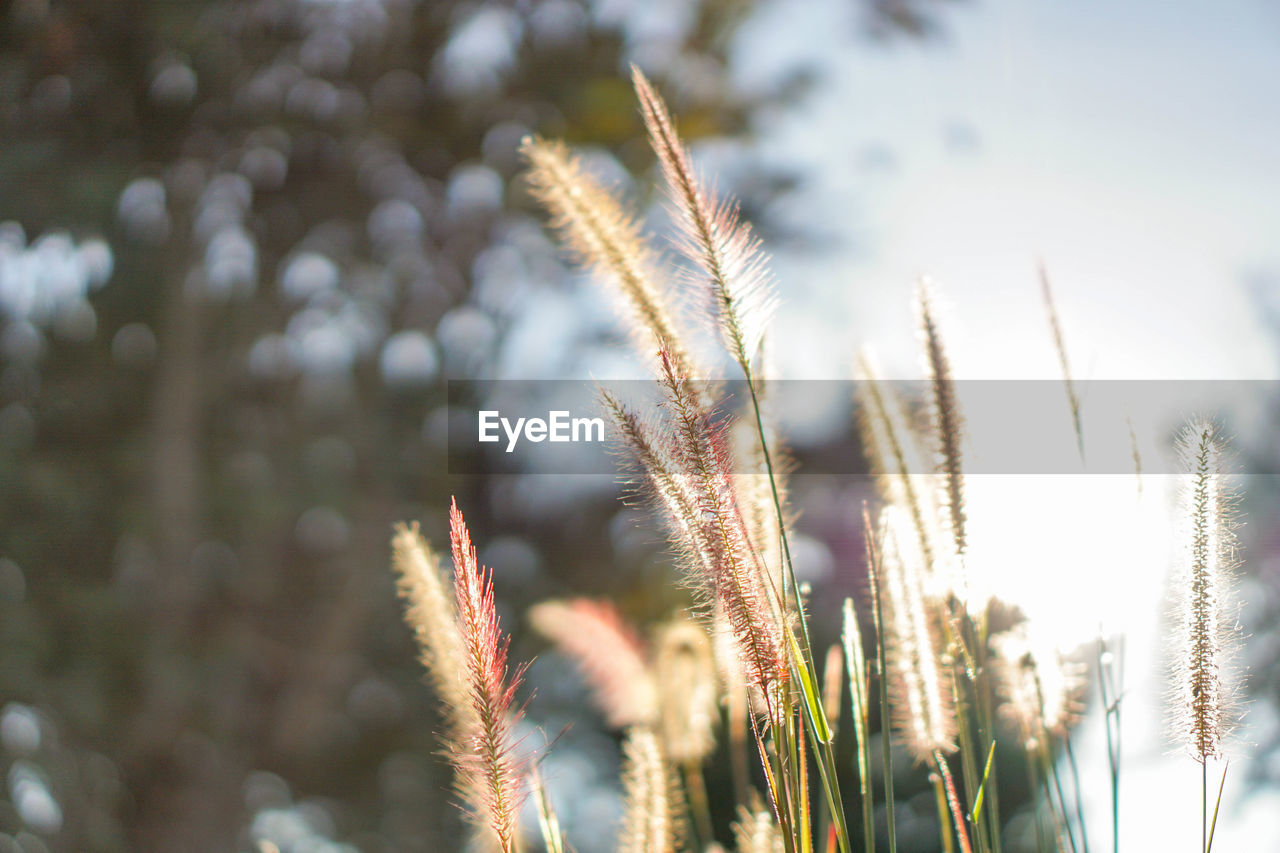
[0,0,969,850]
[0,0,783,850]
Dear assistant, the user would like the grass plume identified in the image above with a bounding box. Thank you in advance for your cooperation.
[1171,419,1245,762]
[619,727,683,853]
[916,281,967,561]
[529,598,658,728]
[632,65,777,370]
[448,499,528,852]
[391,522,473,734]
[880,507,956,763]
[655,620,719,763]
[521,136,694,372]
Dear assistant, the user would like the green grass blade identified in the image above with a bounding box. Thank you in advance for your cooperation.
[789,627,833,744]
[1205,759,1228,853]
[970,740,997,824]
[864,509,898,853]
[843,598,877,853]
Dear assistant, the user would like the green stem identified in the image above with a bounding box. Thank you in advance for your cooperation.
[1037,739,1078,853]
[936,750,975,853]
[743,365,852,853]
[843,600,877,853]
[1097,638,1120,853]
[1025,752,1050,853]
[864,520,898,853]
[1063,730,1090,853]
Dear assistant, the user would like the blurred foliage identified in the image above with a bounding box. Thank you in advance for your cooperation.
[0,0,1160,851]
[0,0,786,849]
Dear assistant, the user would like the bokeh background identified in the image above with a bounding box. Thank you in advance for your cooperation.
[1,0,1278,851]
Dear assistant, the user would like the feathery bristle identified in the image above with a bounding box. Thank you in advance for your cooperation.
[880,507,956,763]
[449,499,527,851]
[654,620,718,763]
[991,626,1084,751]
[656,349,790,713]
[632,66,778,370]
[1170,419,1243,762]
[1039,263,1083,455]
[521,136,694,371]
[732,800,786,853]
[733,399,791,593]
[618,727,682,853]
[603,367,790,719]
[915,282,967,560]
[391,523,473,732]
[855,351,945,579]
[529,598,658,728]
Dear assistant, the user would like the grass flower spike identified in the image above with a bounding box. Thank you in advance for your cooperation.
[603,364,789,720]
[618,727,683,853]
[1167,418,1247,853]
[529,598,658,728]
[733,801,787,853]
[1171,419,1244,763]
[991,626,1084,751]
[632,66,778,370]
[916,282,967,561]
[879,507,956,764]
[521,136,694,372]
[391,523,474,735]
[448,499,528,852]
[655,620,719,763]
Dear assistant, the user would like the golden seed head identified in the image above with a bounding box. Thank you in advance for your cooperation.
[654,620,718,763]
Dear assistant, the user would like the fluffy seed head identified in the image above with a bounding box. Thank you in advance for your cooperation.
[391,523,474,734]
[528,598,658,728]
[1169,419,1244,762]
[618,727,682,853]
[915,282,967,561]
[880,506,956,763]
[856,351,945,579]
[991,626,1084,751]
[632,67,778,370]
[448,499,527,851]
[603,363,790,720]
[521,136,693,372]
[654,620,718,762]
[732,807,786,853]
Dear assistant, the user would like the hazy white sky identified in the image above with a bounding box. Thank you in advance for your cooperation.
[735,0,1280,382]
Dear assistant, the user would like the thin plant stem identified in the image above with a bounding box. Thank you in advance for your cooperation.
[1098,638,1121,853]
[974,663,1003,853]
[1037,739,1078,853]
[1062,730,1091,853]
[1206,759,1228,853]
[932,772,957,853]
[1025,753,1049,853]
[863,509,898,852]
[799,715,813,853]
[950,667,989,853]
[843,599,877,853]
[683,760,714,849]
[935,750,975,853]
[1034,668,1087,853]
[743,364,852,853]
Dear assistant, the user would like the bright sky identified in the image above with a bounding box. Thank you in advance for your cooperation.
[735,0,1280,382]
[733,0,1280,846]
